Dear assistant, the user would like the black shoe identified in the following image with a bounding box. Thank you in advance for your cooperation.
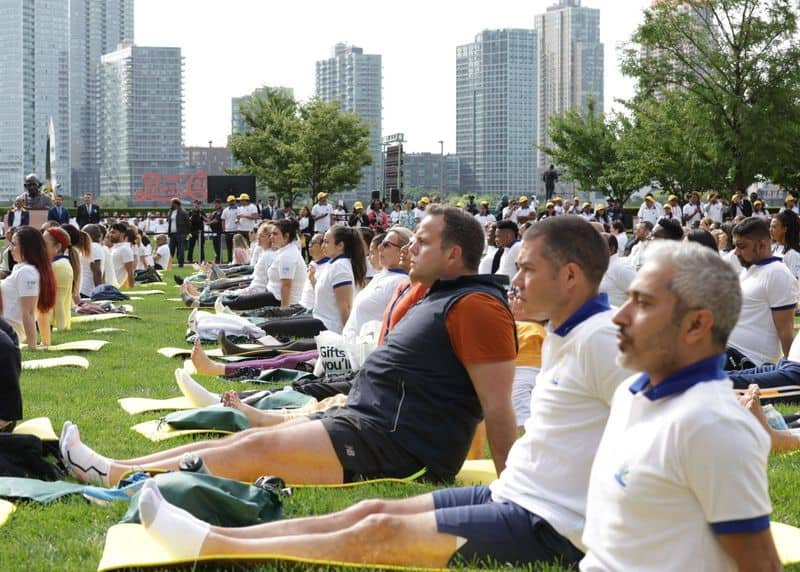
[173,275,184,285]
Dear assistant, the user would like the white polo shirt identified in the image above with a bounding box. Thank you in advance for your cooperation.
[0,262,40,341]
[705,201,724,223]
[496,240,521,282]
[80,242,104,295]
[237,203,259,232]
[342,268,408,337]
[637,203,662,225]
[612,231,628,255]
[221,206,239,232]
[728,257,799,365]
[772,244,800,279]
[599,254,636,308]
[313,255,354,333]
[111,242,135,287]
[490,294,632,551]
[581,357,771,572]
[682,201,704,224]
[266,243,307,304]
[311,202,333,233]
[299,257,329,310]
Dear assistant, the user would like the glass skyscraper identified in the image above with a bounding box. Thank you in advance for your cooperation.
[315,44,382,198]
[70,0,134,199]
[535,0,604,192]
[456,29,538,197]
[98,46,184,198]
[0,0,71,202]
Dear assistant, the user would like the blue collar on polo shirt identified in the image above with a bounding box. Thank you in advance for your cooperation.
[506,239,519,249]
[552,292,610,337]
[387,268,408,274]
[317,257,330,265]
[754,256,781,266]
[628,354,726,401]
[331,254,351,263]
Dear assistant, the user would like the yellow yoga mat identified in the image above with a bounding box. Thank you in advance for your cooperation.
[21,340,109,352]
[13,417,58,441]
[72,314,141,323]
[89,328,126,334]
[22,356,89,370]
[121,289,164,295]
[118,397,193,415]
[454,459,497,486]
[131,419,232,442]
[157,345,261,359]
[135,281,167,286]
[0,500,14,528]
[182,359,196,375]
[772,522,800,564]
[97,522,446,572]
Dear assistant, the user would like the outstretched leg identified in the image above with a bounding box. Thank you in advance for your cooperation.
[190,339,225,376]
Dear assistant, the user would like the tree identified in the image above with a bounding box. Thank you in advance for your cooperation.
[288,99,372,202]
[228,89,301,202]
[622,0,800,194]
[229,92,372,205]
[540,99,642,204]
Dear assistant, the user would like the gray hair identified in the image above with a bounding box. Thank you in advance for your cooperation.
[641,241,741,349]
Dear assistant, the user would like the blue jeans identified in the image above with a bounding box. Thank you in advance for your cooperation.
[728,359,800,390]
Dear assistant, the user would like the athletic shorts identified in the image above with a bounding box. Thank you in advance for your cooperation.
[433,486,584,567]
[314,410,425,483]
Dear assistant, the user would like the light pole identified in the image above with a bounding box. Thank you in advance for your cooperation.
[438,140,444,196]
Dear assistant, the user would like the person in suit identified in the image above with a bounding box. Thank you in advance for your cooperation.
[167,198,191,267]
[76,193,101,229]
[262,196,278,221]
[6,198,29,230]
[47,195,70,225]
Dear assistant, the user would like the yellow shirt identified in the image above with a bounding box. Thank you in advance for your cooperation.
[515,321,546,367]
[51,257,73,331]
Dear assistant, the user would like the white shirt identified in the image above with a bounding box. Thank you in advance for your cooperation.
[342,269,408,337]
[599,254,636,307]
[682,201,704,224]
[313,255,354,333]
[390,210,402,225]
[0,262,39,341]
[229,249,275,298]
[237,203,259,232]
[102,245,116,287]
[221,207,239,232]
[135,243,152,270]
[169,209,178,232]
[637,203,662,225]
[490,300,632,551]
[510,207,532,223]
[80,242,104,295]
[474,213,497,229]
[705,201,724,223]
[266,243,307,304]
[496,240,521,281]
[111,242,135,288]
[154,244,171,268]
[311,202,333,233]
[413,207,427,222]
[299,258,327,309]
[612,231,628,254]
[10,211,22,229]
[581,363,771,572]
[728,257,799,365]
[666,202,683,221]
[772,243,800,279]
[478,245,499,274]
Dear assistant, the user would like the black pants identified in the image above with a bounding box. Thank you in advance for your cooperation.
[187,230,205,263]
[211,232,222,263]
[227,292,281,311]
[0,319,23,422]
[224,232,235,263]
[169,233,187,267]
[260,315,326,338]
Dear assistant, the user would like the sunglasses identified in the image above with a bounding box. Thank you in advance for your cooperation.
[381,240,401,249]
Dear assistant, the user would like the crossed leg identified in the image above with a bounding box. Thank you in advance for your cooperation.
[62,419,342,487]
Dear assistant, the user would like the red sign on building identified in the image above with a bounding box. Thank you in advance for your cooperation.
[133,171,208,204]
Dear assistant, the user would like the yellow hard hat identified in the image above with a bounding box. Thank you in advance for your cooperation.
[226,195,236,202]
[420,197,430,204]
[353,201,363,209]
[238,193,250,201]
[519,196,529,203]
[317,192,328,200]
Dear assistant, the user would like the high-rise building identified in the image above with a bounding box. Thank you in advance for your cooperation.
[98,46,184,198]
[456,29,538,197]
[534,0,604,192]
[0,0,71,202]
[231,86,295,136]
[315,43,382,198]
[403,152,460,195]
[70,0,134,199]
[183,145,234,176]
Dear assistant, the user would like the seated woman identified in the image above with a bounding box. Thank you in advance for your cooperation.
[221,219,306,311]
[0,317,22,432]
[60,224,92,305]
[0,226,56,348]
[252,226,367,338]
[41,227,79,332]
[232,234,250,266]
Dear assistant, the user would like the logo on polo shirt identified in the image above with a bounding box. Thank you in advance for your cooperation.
[614,463,630,488]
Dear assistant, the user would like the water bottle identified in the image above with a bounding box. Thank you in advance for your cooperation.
[762,404,789,431]
[179,453,210,474]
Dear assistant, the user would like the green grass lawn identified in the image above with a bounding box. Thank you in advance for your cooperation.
[1,268,800,571]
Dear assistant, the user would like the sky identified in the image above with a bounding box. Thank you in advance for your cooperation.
[135,0,652,154]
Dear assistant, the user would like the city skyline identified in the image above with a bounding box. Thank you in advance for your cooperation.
[134,0,651,154]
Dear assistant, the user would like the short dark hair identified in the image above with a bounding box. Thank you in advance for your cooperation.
[109,222,127,233]
[426,205,485,272]
[686,229,718,252]
[638,220,654,232]
[653,218,683,241]
[611,220,625,233]
[603,232,618,254]
[523,216,609,286]
[495,219,519,235]
[733,217,770,242]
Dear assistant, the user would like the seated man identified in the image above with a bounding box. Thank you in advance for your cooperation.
[582,241,778,570]
[61,206,518,488]
[120,216,630,569]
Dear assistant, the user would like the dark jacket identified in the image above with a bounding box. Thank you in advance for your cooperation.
[76,203,101,228]
[47,205,70,225]
[168,207,191,235]
[189,209,205,233]
[6,209,29,229]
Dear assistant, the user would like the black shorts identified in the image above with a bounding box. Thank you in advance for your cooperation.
[314,410,424,483]
[433,486,584,567]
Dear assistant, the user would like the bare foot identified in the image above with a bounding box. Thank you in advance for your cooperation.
[190,339,225,376]
[740,384,770,433]
[222,390,244,411]
[181,282,200,297]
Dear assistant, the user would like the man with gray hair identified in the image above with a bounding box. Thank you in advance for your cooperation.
[582,241,779,571]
